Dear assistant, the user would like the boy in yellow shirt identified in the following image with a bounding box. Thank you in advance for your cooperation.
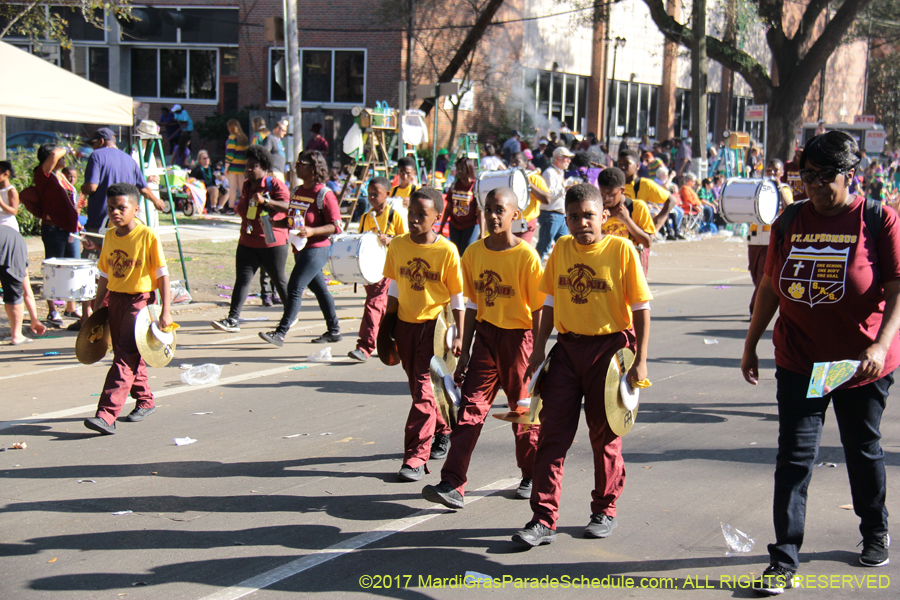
[84,183,172,435]
[512,183,652,547]
[421,187,545,508]
[391,156,420,206]
[349,177,408,362]
[599,167,655,275]
[383,187,465,481]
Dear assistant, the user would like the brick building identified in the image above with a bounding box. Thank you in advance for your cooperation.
[3,0,871,161]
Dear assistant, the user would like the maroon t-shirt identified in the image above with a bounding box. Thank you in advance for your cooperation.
[444,179,478,230]
[286,183,341,250]
[237,176,290,248]
[765,195,900,385]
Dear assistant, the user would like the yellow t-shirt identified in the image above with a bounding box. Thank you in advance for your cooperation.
[462,239,545,330]
[391,184,418,199]
[625,177,669,205]
[384,234,464,323]
[360,206,407,237]
[522,171,550,223]
[540,235,652,335]
[98,222,167,294]
[603,199,656,241]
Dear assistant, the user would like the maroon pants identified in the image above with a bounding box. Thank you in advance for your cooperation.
[441,321,540,494]
[513,218,538,244]
[395,318,450,468]
[95,291,154,425]
[748,244,767,315]
[356,277,390,357]
[530,330,634,529]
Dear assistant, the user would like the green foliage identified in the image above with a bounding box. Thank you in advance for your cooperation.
[0,2,132,47]
[867,56,900,151]
[195,105,258,161]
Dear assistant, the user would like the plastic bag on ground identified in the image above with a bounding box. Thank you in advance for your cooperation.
[170,280,192,304]
[307,347,332,363]
[181,364,223,385]
[721,522,755,554]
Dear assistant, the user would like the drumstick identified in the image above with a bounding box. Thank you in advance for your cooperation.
[369,208,383,234]
[77,231,106,240]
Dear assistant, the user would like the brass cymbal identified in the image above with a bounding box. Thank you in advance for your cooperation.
[430,355,458,429]
[604,348,639,436]
[134,304,176,368]
[75,306,111,365]
[376,306,400,366]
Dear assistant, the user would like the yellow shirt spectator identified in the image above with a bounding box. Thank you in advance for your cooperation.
[603,199,656,242]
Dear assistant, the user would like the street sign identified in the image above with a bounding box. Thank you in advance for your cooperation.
[745,105,765,122]
[865,130,886,154]
[854,115,877,125]
[416,82,460,99]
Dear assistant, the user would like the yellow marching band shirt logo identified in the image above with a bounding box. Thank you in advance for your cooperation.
[780,245,850,307]
[473,270,515,307]
[399,258,440,292]
[558,263,609,305]
[109,249,142,279]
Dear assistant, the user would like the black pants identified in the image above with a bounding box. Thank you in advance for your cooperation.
[228,243,289,320]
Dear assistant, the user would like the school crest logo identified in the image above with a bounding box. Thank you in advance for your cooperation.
[473,269,515,307]
[109,249,140,279]
[399,258,440,291]
[779,245,850,307]
[558,263,609,305]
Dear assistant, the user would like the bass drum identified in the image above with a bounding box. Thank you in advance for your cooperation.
[719,178,780,225]
[327,233,386,285]
[474,168,530,212]
[42,258,98,301]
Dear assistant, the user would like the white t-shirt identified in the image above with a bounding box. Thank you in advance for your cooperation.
[480,156,505,171]
[0,185,18,231]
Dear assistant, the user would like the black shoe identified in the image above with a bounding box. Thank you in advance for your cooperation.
[665,234,677,241]
[66,320,82,332]
[422,481,465,509]
[430,433,450,460]
[512,521,556,547]
[312,332,342,343]
[122,406,156,422]
[63,310,82,319]
[398,464,423,482]
[259,331,285,347]
[859,533,890,567]
[211,317,240,333]
[753,564,795,596]
[584,513,618,538]
[675,233,686,240]
[84,417,116,435]
[515,478,532,500]
[348,349,368,362]
[261,295,274,307]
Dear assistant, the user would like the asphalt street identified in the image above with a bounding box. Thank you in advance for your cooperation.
[1,235,897,599]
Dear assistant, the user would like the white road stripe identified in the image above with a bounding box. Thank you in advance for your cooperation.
[0,363,327,432]
[198,478,520,600]
[0,363,82,381]
[651,274,750,298]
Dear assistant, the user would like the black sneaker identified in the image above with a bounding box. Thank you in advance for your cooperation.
[312,332,342,343]
[859,534,890,567]
[348,349,368,362]
[512,521,556,547]
[398,464,423,482]
[430,433,450,460]
[259,331,285,347]
[84,417,116,435]
[422,481,465,509]
[515,478,532,500]
[66,320,82,332]
[754,564,795,596]
[584,513,618,538]
[211,318,240,333]
[122,406,156,422]
[261,294,274,307]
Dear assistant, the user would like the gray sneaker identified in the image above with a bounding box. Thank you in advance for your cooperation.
[83,417,116,435]
[515,478,532,499]
[211,318,240,333]
[512,521,556,547]
[259,331,285,347]
[422,481,464,509]
[348,349,368,362]
[584,513,618,538]
[122,406,156,422]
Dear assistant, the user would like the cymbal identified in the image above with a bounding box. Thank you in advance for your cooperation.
[604,348,639,436]
[433,306,458,373]
[430,355,458,429]
[75,306,111,365]
[134,304,176,368]
[491,410,532,424]
[376,307,400,366]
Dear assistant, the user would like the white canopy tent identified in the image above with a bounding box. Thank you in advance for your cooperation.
[0,40,133,125]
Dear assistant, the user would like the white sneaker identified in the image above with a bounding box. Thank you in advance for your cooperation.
[48,310,64,326]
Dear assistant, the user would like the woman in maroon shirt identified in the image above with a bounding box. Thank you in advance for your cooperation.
[439,157,482,256]
[742,131,900,592]
[210,146,290,333]
[259,150,343,347]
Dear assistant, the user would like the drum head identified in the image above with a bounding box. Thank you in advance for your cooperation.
[756,180,780,225]
[510,169,531,211]
[357,233,387,284]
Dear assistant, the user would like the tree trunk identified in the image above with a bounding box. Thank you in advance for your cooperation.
[449,103,460,149]
[767,84,809,162]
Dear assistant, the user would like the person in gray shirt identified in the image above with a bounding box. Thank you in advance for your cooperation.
[263,119,289,181]
[0,226,46,344]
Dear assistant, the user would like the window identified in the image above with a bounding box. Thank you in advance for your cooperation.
[730,96,764,142]
[131,48,218,101]
[673,89,719,140]
[607,81,659,139]
[527,69,589,132]
[120,7,238,45]
[268,48,366,106]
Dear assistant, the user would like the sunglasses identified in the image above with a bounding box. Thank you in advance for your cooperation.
[798,168,846,185]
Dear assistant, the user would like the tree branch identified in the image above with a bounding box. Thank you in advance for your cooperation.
[640,0,774,101]
[795,0,834,49]
[795,0,875,90]
[0,0,43,39]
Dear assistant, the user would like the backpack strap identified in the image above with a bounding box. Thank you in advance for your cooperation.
[390,185,399,197]
[624,196,634,216]
[775,199,806,248]
[863,198,884,248]
[316,186,327,210]
[633,177,641,196]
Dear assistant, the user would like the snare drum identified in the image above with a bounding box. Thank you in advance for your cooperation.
[475,168,530,211]
[327,233,386,285]
[719,178,780,225]
[42,258,99,301]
